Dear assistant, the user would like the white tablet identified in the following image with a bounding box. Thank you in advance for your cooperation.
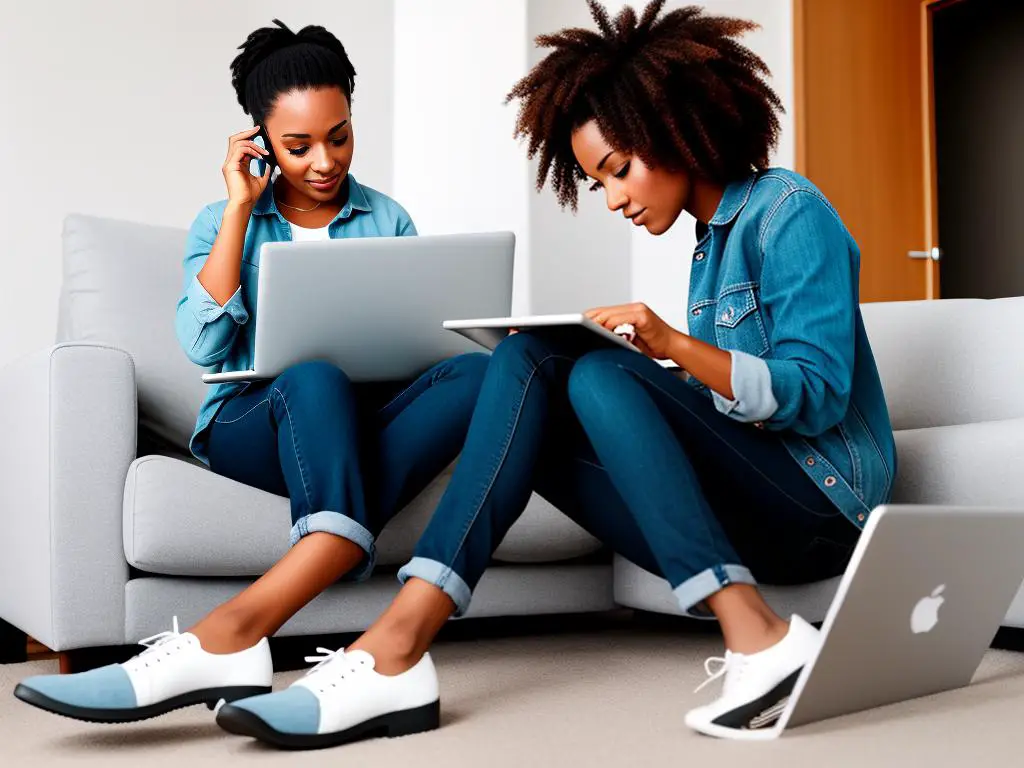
[442,313,639,353]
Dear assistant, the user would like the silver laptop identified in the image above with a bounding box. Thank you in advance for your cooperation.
[202,232,514,384]
[763,504,1024,739]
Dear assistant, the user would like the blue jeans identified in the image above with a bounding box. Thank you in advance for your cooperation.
[399,334,858,616]
[205,354,490,581]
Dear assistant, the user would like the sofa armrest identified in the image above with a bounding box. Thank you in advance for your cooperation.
[0,343,136,650]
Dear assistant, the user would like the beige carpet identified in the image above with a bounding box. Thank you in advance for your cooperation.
[3,624,1024,767]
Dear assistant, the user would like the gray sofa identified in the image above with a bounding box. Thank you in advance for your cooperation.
[1,214,1022,661]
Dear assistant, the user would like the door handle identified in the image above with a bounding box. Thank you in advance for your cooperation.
[908,247,942,261]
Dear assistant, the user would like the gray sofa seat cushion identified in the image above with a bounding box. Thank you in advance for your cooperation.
[891,418,1024,505]
[125,565,616,641]
[862,297,1024,431]
[123,456,603,576]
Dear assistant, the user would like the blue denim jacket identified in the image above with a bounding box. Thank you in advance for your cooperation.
[687,169,896,529]
[175,175,416,464]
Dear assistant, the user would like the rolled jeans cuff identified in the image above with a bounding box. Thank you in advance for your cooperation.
[289,511,377,582]
[398,557,472,617]
[672,564,757,618]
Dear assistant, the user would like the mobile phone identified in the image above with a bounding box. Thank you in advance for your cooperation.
[248,125,276,178]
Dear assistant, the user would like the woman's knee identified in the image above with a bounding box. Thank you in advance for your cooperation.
[445,351,490,382]
[567,349,636,410]
[488,331,555,372]
[272,360,353,402]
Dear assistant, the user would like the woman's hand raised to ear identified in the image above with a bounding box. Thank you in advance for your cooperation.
[223,126,272,207]
[586,303,681,360]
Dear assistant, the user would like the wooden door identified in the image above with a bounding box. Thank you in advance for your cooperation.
[794,0,942,301]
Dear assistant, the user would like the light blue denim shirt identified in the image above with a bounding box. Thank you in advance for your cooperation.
[175,175,416,464]
[687,168,896,529]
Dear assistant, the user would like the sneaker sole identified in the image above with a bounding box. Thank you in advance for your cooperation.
[13,684,272,724]
[686,668,801,741]
[216,699,440,750]
[709,667,801,731]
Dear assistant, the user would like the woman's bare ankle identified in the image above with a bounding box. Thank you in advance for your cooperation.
[347,579,455,675]
[348,624,423,675]
[731,616,790,655]
[708,584,791,654]
[189,606,267,654]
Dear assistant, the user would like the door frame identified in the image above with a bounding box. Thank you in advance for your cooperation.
[919,0,965,299]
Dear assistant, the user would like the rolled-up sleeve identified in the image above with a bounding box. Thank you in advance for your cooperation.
[712,349,779,422]
[183,277,249,326]
[174,206,249,367]
[751,190,857,437]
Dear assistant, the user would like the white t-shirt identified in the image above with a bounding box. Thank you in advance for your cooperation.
[289,222,332,242]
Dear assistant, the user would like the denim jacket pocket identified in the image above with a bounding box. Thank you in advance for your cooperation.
[714,283,769,357]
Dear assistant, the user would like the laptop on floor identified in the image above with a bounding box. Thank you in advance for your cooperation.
[757,504,1024,739]
[202,232,514,384]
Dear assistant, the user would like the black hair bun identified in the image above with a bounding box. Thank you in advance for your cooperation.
[230,19,356,114]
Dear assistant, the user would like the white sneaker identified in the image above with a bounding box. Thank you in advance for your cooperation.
[14,617,273,723]
[685,615,820,740]
[216,647,440,749]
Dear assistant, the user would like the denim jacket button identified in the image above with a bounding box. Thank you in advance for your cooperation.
[694,252,705,262]
[857,513,866,522]
[824,476,837,487]
[805,457,816,466]
[692,308,702,317]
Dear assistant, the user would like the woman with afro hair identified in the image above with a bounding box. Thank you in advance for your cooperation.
[497,1,895,737]
[491,0,895,737]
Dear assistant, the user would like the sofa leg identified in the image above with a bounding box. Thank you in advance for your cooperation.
[58,646,135,674]
[0,617,27,664]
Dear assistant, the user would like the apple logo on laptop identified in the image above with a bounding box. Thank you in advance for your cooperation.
[911,585,946,634]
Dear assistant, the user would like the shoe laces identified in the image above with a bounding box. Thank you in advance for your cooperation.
[125,617,190,671]
[694,650,748,695]
[302,647,369,693]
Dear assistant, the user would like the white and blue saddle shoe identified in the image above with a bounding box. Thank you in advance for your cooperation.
[217,647,439,750]
[14,618,273,723]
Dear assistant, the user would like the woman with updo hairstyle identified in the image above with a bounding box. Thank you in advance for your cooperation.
[14,19,489,735]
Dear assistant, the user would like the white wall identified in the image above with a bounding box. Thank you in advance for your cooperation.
[393,0,531,314]
[526,0,633,314]
[0,0,396,365]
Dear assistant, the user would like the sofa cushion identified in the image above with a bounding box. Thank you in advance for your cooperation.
[123,456,604,576]
[890,417,1024,505]
[862,297,1024,431]
[60,215,205,450]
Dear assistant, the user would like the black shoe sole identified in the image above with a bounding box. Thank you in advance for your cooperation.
[216,699,441,750]
[711,668,803,730]
[13,683,272,724]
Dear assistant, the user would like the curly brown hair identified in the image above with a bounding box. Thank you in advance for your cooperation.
[506,0,783,209]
